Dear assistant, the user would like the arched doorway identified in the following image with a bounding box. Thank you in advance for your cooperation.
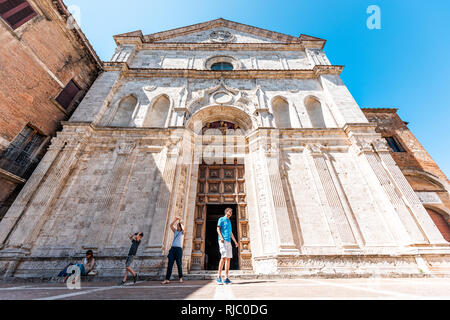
[191,161,251,271]
[187,106,253,271]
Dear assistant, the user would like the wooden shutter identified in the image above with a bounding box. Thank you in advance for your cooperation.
[0,0,37,30]
[55,80,81,110]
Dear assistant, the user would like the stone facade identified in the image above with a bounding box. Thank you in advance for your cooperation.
[0,19,448,278]
[363,108,450,244]
[0,0,101,218]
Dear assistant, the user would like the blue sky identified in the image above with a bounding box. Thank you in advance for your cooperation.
[65,0,450,177]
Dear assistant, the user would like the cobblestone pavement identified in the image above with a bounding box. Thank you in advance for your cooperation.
[0,278,448,300]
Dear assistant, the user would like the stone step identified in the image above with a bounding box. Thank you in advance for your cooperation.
[183,272,445,280]
[2,271,449,283]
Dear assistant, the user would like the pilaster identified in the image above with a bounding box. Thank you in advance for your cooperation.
[303,144,358,248]
[145,141,180,253]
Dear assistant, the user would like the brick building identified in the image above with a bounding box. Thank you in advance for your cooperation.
[363,108,450,243]
[0,0,102,217]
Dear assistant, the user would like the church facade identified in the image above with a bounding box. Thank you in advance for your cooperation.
[0,19,449,278]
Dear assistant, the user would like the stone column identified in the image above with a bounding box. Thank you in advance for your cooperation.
[2,133,88,250]
[249,133,299,256]
[249,141,277,256]
[350,136,428,245]
[162,163,189,253]
[264,140,300,254]
[372,139,448,245]
[303,144,358,248]
[0,138,60,248]
[145,143,179,253]
[0,136,65,247]
[93,142,138,246]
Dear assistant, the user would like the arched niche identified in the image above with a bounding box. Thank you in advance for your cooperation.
[425,207,450,242]
[144,95,170,127]
[304,95,326,128]
[272,96,291,128]
[403,170,448,192]
[110,95,138,127]
[186,105,253,135]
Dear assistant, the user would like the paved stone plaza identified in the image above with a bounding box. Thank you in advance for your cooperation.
[0,278,448,300]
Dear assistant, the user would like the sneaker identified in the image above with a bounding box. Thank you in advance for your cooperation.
[224,278,232,285]
[117,281,126,286]
[216,277,223,285]
[133,273,138,284]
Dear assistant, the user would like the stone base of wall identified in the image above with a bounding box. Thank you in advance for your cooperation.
[252,254,450,277]
[0,254,167,279]
[1,252,449,279]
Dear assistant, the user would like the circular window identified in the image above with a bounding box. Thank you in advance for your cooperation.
[211,62,234,71]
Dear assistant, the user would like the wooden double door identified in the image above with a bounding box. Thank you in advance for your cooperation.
[191,161,252,270]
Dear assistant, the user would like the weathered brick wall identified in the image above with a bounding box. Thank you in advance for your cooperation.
[0,18,98,146]
[0,0,101,217]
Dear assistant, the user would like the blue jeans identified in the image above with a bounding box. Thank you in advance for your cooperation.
[165,247,183,280]
[59,263,86,277]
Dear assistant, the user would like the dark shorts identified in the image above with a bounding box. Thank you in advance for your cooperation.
[125,255,135,268]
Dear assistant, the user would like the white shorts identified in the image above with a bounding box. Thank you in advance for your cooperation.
[219,240,233,259]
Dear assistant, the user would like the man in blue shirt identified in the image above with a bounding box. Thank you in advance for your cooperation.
[216,207,239,285]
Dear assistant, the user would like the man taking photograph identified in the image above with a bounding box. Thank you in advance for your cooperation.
[119,232,143,285]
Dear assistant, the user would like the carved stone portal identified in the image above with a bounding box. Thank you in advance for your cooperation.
[191,161,252,270]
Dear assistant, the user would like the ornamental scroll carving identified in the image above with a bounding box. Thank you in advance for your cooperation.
[186,79,254,118]
[209,30,234,43]
[117,142,136,155]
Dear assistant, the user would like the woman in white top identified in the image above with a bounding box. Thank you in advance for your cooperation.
[162,216,185,284]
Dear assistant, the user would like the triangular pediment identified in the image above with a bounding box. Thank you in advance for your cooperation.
[145,19,301,44]
[154,26,284,44]
[113,19,326,48]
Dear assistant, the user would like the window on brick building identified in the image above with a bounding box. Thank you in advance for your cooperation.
[55,80,81,110]
[0,0,37,30]
[0,124,46,178]
[385,136,405,153]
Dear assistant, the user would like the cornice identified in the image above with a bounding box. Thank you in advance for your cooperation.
[113,18,326,50]
[0,168,26,184]
[361,108,399,114]
[50,0,103,69]
[114,38,324,50]
[137,42,311,51]
[103,62,344,79]
[126,18,301,43]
